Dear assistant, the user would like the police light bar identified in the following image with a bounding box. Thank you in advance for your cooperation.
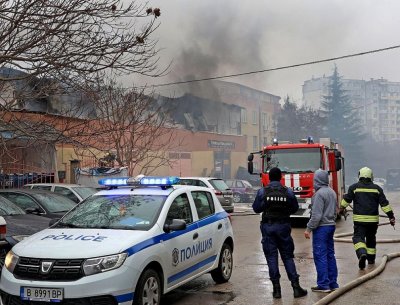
[139,176,180,186]
[98,177,130,187]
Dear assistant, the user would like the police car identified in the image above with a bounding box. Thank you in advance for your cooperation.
[0,176,234,305]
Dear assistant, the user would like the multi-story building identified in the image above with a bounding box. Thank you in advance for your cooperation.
[303,76,400,143]
[156,80,280,179]
[1,70,281,183]
[187,81,280,148]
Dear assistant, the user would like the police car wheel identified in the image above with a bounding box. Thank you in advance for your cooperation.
[134,268,161,305]
[211,243,233,283]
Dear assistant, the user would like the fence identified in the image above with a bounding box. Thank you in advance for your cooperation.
[0,163,55,189]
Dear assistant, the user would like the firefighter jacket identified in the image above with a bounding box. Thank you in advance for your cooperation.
[341,180,394,224]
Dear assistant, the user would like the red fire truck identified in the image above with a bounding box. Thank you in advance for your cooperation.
[247,137,345,219]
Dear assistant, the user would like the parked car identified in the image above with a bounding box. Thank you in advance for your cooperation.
[0,176,234,304]
[386,169,400,191]
[0,189,76,219]
[374,177,386,189]
[0,197,50,269]
[23,183,97,203]
[225,179,257,203]
[178,177,234,213]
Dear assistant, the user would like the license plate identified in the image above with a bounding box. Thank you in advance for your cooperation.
[223,194,233,198]
[21,287,63,302]
[301,203,309,209]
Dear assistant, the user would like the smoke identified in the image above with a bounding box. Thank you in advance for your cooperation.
[168,2,267,97]
[139,0,400,101]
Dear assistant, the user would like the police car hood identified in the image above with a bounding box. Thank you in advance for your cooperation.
[12,228,152,259]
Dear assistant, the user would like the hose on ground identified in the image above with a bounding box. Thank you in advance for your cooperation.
[313,252,400,305]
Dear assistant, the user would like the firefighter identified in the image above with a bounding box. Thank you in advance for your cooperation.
[340,167,396,269]
[252,167,307,299]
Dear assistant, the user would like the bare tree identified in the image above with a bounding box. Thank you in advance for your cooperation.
[79,80,182,176]
[0,0,162,83]
[0,0,164,176]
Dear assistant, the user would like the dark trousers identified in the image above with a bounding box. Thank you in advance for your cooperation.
[260,222,299,282]
[352,223,378,261]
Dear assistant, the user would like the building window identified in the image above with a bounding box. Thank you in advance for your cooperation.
[252,110,257,125]
[262,113,268,130]
[253,136,258,150]
[263,137,268,146]
[241,109,247,123]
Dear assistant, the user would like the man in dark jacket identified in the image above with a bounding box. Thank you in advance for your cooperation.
[253,167,307,299]
[304,169,339,292]
[340,167,395,269]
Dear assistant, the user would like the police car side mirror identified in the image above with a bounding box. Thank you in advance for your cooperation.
[164,219,186,233]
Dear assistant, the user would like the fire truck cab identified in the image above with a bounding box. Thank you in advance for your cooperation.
[248,137,345,219]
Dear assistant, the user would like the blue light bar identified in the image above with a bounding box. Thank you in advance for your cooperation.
[98,177,130,186]
[139,176,180,186]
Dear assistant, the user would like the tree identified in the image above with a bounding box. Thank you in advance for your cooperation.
[321,65,365,177]
[0,1,163,175]
[78,80,181,176]
[0,1,161,83]
[277,96,325,142]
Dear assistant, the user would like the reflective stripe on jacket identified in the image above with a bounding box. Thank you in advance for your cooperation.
[341,181,394,224]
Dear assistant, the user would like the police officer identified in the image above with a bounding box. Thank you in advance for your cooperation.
[252,167,307,299]
[340,167,396,269]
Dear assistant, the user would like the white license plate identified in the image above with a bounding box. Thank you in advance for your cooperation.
[223,194,233,198]
[21,287,63,302]
[301,203,309,209]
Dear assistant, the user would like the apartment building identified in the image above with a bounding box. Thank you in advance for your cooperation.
[303,76,400,143]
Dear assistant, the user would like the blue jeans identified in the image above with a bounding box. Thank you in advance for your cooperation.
[312,225,338,289]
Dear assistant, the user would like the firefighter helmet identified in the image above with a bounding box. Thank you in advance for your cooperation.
[358,167,373,180]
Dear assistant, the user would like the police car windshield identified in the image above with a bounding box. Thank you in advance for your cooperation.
[264,148,322,173]
[60,194,166,230]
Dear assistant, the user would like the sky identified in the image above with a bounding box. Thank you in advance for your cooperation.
[128,0,400,104]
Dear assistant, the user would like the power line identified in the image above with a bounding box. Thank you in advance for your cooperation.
[148,44,400,88]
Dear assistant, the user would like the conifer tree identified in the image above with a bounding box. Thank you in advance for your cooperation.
[321,65,365,178]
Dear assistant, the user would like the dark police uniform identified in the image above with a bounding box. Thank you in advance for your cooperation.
[253,181,300,282]
[341,180,394,264]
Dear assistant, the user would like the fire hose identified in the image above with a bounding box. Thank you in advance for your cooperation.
[313,208,400,305]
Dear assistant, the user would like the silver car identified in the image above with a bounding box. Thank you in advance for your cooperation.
[178,177,234,213]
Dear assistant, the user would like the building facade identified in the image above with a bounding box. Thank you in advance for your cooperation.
[303,76,400,143]
[1,72,280,184]
[185,81,281,171]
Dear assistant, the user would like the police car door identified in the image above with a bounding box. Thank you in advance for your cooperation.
[162,192,199,288]
[190,190,220,270]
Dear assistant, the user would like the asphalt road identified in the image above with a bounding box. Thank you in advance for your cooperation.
[163,190,400,305]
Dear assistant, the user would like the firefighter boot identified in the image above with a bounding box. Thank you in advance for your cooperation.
[292,280,308,298]
[358,254,367,270]
[271,280,281,299]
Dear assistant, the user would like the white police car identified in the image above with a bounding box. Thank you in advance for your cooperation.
[0,176,234,305]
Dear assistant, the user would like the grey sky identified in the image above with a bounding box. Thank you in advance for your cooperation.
[128,0,400,103]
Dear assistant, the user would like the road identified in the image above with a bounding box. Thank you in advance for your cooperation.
[163,191,400,305]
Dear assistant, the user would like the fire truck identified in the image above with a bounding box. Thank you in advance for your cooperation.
[247,137,345,219]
